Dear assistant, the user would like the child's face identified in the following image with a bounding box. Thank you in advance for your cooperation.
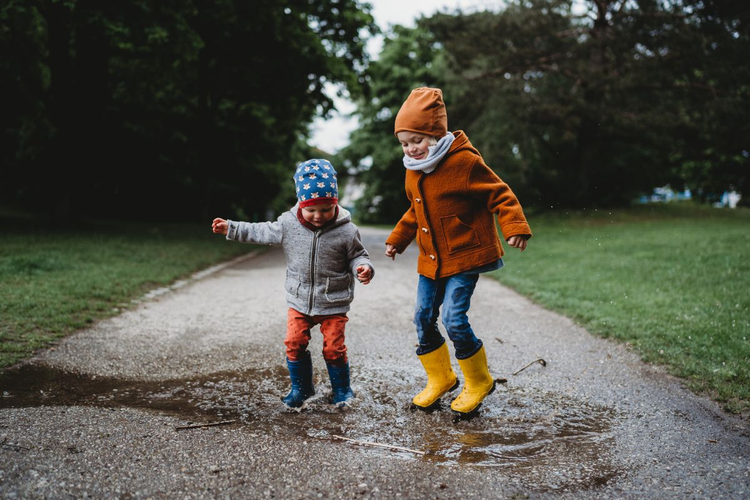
[301,203,336,226]
[397,131,432,161]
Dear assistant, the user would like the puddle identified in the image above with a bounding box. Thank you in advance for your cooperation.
[1,363,619,487]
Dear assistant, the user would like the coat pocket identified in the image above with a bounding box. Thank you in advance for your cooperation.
[285,271,301,298]
[324,275,352,303]
[440,215,481,254]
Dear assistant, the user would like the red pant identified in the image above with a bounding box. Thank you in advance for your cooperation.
[285,308,349,366]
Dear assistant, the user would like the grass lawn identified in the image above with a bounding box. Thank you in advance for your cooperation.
[0,219,257,368]
[489,203,750,415]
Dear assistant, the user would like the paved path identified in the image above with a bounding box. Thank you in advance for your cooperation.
[1,227,748,499]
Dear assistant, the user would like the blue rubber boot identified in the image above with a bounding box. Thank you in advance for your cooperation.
[326,361,355,406]
[282,351,315,408]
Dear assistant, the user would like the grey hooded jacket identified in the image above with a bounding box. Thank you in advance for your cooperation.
[226,205,373,316]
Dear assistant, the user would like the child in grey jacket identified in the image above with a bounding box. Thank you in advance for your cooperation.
[212,159,374,409]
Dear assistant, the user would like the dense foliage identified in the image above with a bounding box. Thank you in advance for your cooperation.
[337,25,445,222]
[3,1,747,223]
[1,0,376,222]
[343,0,749,221]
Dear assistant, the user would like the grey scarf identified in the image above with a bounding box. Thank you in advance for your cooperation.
[402,132,455,174]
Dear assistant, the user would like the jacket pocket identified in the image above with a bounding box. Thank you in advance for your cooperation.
[440,215,481,254]
[324,275,352,303]
[285,271,300,298]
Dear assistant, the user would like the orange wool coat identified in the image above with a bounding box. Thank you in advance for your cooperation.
[386,131,532,279]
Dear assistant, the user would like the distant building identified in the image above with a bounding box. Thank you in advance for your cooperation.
[715,191,742,209]
[638,186,692,204]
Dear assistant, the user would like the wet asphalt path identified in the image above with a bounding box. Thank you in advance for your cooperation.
[1,226,748,499]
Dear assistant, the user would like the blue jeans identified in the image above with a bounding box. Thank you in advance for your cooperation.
[414,273,483,360]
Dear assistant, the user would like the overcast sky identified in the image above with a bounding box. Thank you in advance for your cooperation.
[309,0,491,154]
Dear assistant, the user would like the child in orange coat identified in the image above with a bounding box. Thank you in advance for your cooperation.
[385,87,532,417]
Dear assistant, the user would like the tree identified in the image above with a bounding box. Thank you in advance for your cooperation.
[424,0,749,208]
[665,0,750,202]
[338,24,444,223]
[1,0,376,223]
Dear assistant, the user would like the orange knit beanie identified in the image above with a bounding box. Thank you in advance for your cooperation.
[394,87,448,138]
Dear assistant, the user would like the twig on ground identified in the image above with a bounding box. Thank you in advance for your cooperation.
[565,362,595,394]
[175,420,236,431]
[512,358,547,376]
[1,437,31,451]
[332,435,426,456]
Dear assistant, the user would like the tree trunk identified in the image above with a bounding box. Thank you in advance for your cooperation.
[44,1,75,224]
[194,0,216,222]
[43,0,109,224]
[571,0,610,207]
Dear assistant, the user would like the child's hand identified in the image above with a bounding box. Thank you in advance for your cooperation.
[385,244,398,260]
[356,265,373,285]
[212,218,228,235]
[507,235,528,252]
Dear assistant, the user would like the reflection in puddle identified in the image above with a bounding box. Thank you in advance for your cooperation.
[1,363,618,486]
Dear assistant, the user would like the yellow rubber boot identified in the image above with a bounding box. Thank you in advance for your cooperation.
[450,346,496,414]
[412,343,459,409]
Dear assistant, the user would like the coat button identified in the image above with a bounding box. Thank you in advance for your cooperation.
[421,227,428,233]
[415,198,421,203]
[429,254,435,260]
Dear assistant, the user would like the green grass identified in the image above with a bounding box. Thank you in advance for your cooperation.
[489,203,750,415]
[0,219,256,368]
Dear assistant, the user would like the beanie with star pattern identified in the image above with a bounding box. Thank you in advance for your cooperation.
[293,159,338,208]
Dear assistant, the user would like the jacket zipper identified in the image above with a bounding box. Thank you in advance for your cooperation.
[308,229,320,314]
